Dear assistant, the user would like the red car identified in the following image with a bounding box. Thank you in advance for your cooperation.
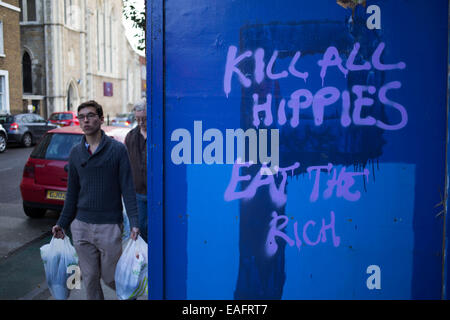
[20,125,131,218]
[48,111,80,127]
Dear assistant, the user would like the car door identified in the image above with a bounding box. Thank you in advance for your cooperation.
[22,114,38,139]
[33,114,53,141]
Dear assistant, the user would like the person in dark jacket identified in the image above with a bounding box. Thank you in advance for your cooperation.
[124,100,148,243]
[52,100,140,300]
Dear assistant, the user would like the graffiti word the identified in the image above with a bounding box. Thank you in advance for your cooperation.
[366,5,381,30]
[308,163,370,202]
[366,265,381,290]
[171,121,280,173]
[266,211,341,256]
[224,161,300,207]
[253,81,408,131]
[223,42,405,96]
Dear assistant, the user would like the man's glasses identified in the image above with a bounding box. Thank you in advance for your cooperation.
[77,113,98,121]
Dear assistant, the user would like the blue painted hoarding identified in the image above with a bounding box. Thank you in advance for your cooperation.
[147,0,449,299]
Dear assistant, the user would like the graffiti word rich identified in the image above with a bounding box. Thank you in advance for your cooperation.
[252,81,407,131]
[308,163,370,202]
[224,161,300,207]
[170,121,280,172]
[223,42,406,97]
[266,210,341,257]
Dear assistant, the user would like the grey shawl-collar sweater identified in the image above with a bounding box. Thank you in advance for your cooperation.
[56,130,139,230]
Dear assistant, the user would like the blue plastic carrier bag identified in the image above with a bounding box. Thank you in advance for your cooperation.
[40,236,78,300]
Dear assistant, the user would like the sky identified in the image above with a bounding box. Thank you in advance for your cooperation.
[122,0,146,56]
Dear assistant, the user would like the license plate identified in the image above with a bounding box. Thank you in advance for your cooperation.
[46,190,66,200]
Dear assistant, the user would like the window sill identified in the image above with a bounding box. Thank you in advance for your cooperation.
[20,22,40,26]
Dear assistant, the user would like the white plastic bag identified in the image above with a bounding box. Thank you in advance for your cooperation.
[40,236,79,300]
[115,236,148,300]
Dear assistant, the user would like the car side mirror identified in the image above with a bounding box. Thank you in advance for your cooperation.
[64,164,69,172]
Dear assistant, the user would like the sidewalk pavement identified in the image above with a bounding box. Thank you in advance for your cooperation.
[21,279,147,300]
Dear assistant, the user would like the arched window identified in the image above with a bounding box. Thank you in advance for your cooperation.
[67,83,78,111]
[22,52,32,93]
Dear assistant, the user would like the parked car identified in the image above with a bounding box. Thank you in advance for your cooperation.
[48,111,80,127]
[0,123,7,153]
[20,125,131,218]
[111,113,136,128]
[0,113,58,147]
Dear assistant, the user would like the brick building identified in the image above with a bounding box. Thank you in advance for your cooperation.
[0,0,22,115]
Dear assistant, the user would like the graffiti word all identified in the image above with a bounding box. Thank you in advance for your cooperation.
[266,211,341,257]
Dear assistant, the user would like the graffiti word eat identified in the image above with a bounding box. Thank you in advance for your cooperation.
[266,211,341,256]
[224,161,300,208]
[223,42,405,96]
[308,163,370,202]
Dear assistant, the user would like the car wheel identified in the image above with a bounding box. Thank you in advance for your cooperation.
[0,133,6,153]
[22,133,32,147]
[23,204,46,218]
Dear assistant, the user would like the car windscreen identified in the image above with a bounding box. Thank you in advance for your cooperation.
[50,113,72,120]
[31,133,83,160]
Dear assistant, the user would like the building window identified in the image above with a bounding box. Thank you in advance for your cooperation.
[97,2,115,74]
[0,75,4,112]
[20,0,37,22]
[109,14,113,73]
[65,0,79,26]
[0,21,4,56]
[0,71,9,114]
[22,52,33,93]
[67,83,76,111]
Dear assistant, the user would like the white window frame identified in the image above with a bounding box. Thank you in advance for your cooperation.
[0,21,4,57]
[0,70,10,114]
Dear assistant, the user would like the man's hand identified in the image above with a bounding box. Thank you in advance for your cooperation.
[52,225,65,239]
[130,227,140,241]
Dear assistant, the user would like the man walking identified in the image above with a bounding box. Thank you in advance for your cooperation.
[125,100,148,243]
[52,100,140,300]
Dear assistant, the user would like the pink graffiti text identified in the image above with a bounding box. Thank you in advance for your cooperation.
[265,210,341,256]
